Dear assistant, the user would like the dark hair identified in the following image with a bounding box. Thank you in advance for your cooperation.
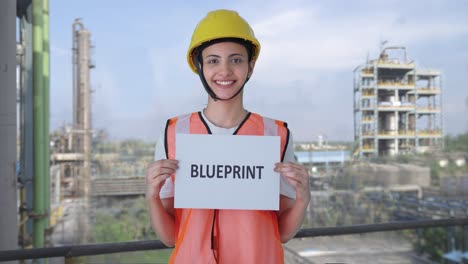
[193,37,254,64]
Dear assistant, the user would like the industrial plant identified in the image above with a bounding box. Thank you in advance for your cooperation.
[50,19,94,200]
[353,46,443,159]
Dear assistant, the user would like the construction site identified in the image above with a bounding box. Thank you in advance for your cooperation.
[1,1,468,263]
[353,46,443,159]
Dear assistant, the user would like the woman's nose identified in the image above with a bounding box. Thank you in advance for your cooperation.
[218,61,232,75]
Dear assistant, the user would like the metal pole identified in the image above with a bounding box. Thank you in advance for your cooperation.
[0,0,19,259]
[42,0,51,234]
[19,3,35,248]
[33,0,46,251]
[24,6,36,247]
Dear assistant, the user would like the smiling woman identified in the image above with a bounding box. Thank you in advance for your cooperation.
[200,42,253,101]
[145,9,310,264]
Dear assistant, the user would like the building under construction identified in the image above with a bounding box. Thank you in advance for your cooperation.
[353,46,443,159]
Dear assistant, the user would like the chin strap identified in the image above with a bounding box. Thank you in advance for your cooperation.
[194,54,251,102]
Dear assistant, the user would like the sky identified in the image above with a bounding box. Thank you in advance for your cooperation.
[47,0,468,142]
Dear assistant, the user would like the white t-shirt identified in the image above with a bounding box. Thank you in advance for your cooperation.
[155,111,296,199]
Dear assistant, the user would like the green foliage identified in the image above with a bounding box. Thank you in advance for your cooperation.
[412,227,447,262]
[91,197,172,263]
[93,198,156,242]
[429,161,440,184]
[93,139,155,158]
[444,132,468,152]
[82,250,173,264]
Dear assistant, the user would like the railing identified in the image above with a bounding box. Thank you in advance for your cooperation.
[377,80,415,87]
[0,218,467,262]
[413,87,441,94]
[375,130,443,137]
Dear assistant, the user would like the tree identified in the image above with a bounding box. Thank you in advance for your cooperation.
[89,197,172,263]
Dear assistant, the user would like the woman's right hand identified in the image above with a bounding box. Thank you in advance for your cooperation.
[146,159,179,200]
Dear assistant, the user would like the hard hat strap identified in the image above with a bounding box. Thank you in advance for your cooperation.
[194,55,221,101]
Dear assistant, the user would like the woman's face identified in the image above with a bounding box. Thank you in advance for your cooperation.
[201,42,254,100]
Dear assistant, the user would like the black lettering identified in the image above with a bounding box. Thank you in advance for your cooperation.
[224,165,232,178]
[233,165,241,179]
[247,166,255,179]
[192,164,265,180]
[206,164,215,178]
[217,165,223,178]
[256,166,264,179]
[200,164,206,178]
[191,164,199,178]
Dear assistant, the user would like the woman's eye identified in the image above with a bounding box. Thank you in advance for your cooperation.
[206,59,218,64]
[232,58,242,63]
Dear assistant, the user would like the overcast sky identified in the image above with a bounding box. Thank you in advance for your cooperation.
[48,0,468,142]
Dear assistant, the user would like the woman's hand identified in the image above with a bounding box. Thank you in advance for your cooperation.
[146,159,179,200]
[274,162,311,204]
[146,159,178,247]
[275,162,311,242]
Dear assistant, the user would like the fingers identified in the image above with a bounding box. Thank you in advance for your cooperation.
[147,160,179,179]
[146,159,179,198]
[274,162,308,177]
[275,162,311,203]
[274,162,309,187]
[275,161,306,171]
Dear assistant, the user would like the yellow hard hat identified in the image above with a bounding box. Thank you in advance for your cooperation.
[187,9,261,73]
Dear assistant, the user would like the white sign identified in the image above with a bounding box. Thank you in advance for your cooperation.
[174,134,280,210]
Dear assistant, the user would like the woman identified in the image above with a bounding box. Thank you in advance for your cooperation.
[146,9,310,263]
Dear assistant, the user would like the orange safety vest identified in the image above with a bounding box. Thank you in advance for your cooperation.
[165,111,290,264]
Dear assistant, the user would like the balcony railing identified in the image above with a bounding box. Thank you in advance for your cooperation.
[0,218,467,262]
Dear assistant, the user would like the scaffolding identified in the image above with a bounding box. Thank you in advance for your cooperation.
[353,46,443,159]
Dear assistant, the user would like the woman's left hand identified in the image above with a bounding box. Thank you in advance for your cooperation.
[274,162,311,205]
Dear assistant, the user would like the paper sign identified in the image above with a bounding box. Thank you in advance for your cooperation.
[174,134,280,210]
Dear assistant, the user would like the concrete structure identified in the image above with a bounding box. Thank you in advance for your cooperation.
[0,0,19,255]
[353,46,443,159]
[345,163,431,189]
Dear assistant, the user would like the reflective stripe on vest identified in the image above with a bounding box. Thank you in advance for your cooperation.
[165,111,289,264]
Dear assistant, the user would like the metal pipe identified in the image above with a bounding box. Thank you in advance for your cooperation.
[19,11,28,251]
[33,0,46,250]
[24,6,36,244]
[18,3,36,247]
[72,21,78,129]
[72,19,84,132]
[42,0,51,232]
[0,0,19,254]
